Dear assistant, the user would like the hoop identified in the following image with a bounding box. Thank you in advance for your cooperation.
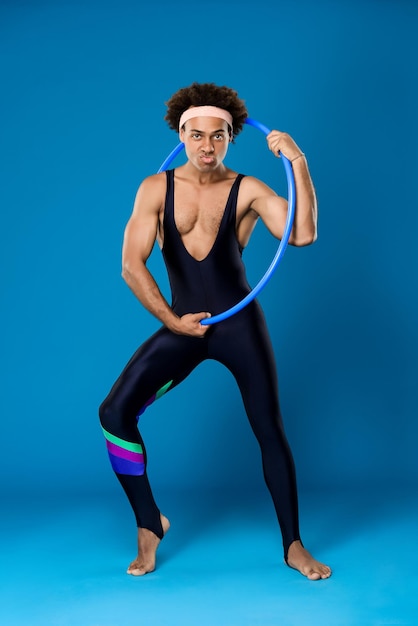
[157,118,296,325]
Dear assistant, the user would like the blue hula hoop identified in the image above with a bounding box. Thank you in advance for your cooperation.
[157,117,296,325]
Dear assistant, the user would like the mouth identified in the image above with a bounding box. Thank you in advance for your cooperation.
[200,155,215,164]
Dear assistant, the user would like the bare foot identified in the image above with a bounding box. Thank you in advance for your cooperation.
[286,540,332,580]
[127,514,170,576]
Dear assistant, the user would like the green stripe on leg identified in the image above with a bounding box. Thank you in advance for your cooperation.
[156,379,173,400]
[102,427,143,454]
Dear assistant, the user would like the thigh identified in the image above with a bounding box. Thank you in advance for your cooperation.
[103,327,206,430]
[210,303,282,436]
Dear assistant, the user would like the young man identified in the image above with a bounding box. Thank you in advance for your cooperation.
[99,82,331,580]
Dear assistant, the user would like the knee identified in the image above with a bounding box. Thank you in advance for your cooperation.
[99,396,118,432]
[253,418,288,451]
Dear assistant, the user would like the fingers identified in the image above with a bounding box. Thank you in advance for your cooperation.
[195,312,211,324]
[267,130,291,157]
[176,312,211,337]
[266,130,285,157]
[195,312,211,335]
[266,130,302,161]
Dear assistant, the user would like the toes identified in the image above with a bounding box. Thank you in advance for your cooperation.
[126,567,145,576]
[127,561,146,576]
[127,559,156,576]
[127,565,149,576]
[315,567,332,580]
[304,563,332,581]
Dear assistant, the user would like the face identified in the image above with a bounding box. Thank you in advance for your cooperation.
[179,116,231,171]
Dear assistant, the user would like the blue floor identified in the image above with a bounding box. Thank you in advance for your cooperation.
[1,487,417,625]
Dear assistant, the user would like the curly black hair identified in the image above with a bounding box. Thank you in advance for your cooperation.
[164,82,248,139]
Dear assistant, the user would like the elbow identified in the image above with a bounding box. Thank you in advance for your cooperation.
[292,230,318,247]
[122,259,146,286]
[121,263,134,286]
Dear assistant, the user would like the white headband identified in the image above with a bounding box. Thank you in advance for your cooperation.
[178,106,233,132]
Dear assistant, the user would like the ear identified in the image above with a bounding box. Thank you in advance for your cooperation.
[179,126,185,143]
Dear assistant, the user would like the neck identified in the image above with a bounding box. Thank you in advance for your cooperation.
[182,161,230,184]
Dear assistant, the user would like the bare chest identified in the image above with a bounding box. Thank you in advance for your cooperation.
[173,183,232,237]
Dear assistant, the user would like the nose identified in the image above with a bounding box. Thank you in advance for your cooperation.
[202,137,214,153]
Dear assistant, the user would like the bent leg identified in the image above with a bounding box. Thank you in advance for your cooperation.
[99,327,205,538]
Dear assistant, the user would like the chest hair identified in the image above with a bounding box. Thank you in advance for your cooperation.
[174,180,234,237]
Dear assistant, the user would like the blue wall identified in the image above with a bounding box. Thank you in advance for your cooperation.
[1,0,417,496]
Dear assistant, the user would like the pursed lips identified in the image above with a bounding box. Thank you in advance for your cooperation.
[200,153,215,163]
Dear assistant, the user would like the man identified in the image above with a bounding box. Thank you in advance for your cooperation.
[99,82,331,580]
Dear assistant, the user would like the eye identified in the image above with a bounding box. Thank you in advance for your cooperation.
[214,134,225,141]
[191,133,201,139]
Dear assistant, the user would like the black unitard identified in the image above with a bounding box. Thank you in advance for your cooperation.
[99,170,301,556]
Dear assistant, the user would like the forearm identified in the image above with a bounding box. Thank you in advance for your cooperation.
[122,264,211,337]
[122,263,180,331]
[290,155,318,246]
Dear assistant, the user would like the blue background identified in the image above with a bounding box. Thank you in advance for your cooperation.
[1,0,417,500]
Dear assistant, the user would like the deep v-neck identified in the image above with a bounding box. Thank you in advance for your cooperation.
[172,172,239,263]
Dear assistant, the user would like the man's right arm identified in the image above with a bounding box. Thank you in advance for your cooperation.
[121,175,210,337]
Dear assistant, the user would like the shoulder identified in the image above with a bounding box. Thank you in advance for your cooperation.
[135,172,167,202]
[132,172,167,216]
[240,175,275,191]
[137,171,167,194]
[238,175,278,203]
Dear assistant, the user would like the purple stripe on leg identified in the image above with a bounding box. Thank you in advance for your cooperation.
[106,441,144,463]
[108,451,145,476]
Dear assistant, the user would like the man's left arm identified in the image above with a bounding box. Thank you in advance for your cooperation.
[268,130,317,246]
[247,131,318,247]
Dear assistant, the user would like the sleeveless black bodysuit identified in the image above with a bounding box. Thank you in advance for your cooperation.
[99,169,301,556]
[162,170,251,317]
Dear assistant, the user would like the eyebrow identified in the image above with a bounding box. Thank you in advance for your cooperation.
[188,128,226,134]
